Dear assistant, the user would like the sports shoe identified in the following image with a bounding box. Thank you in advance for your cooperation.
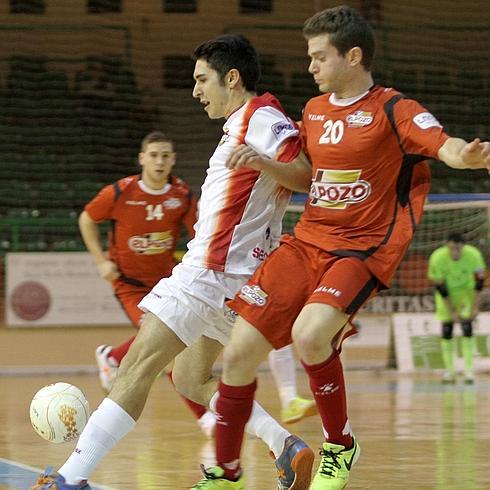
[274,434,314,490]
[191,465,245,489]
[464,372,475,385]
[198,410,217,438]
[281,396,318,424]
[30,468,91,489]
[310,438,360,490]
[95,344,118,392]
[441,371,456,384]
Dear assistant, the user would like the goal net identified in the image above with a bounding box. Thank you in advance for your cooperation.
[284,194,490,305]
[284,194,490,371]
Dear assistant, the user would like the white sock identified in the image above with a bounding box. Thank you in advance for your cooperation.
[247,400,290,458]
[209,392,289,459]
[268,345,298,408]
[58,398,136,484]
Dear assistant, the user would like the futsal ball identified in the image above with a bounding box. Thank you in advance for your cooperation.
[29,382,90,444]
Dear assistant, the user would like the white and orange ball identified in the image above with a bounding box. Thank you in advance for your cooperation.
[29,382,90,444]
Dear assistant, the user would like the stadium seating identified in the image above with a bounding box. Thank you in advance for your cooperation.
[1,54,487,255]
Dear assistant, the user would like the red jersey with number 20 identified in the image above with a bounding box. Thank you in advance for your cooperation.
[85,174,197,288]
[296,86,449,286]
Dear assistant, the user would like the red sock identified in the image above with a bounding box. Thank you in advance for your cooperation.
[302,351,353,448]
[165,371,207,419]
[109,337,136,365]
[216,380,257,480]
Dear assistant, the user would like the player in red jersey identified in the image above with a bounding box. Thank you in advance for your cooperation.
[79,131,217,435]
[199,6,490,489]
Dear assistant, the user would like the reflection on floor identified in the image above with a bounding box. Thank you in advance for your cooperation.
[1,370,489,489]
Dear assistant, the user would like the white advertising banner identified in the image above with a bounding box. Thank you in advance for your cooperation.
[393,312,490,373]
[6,252,130,327]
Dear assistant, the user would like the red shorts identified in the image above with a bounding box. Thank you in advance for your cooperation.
[113,279,151,327]
[227,235,380,349]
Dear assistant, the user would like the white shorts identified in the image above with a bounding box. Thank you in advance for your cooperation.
[138,263,249,346]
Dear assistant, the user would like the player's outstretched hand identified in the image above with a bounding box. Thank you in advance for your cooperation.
[460,138,490,171]
[226,144,268,171]
[97,260,120,282]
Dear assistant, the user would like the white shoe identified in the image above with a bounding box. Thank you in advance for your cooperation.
[464,372,475,385]
[197,410,216,439]
[95,345,118,392]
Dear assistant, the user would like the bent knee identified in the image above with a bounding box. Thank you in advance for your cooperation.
[174,380,206,404]
[292,304,347,354]
[172,370,202,401]
[222,343,251,369]
[293,326,329,355]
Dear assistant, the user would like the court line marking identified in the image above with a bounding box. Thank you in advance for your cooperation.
[0,458,115,490]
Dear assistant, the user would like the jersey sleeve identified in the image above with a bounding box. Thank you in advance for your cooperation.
[245,106,301,163]
[84,184,116,222]
[428,250,445,282]
[393,98,449,159]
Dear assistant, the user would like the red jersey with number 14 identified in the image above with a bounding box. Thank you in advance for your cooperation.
[295,86,449,286]
[85,174,197,288]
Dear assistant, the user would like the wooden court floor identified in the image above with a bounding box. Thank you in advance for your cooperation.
[1,369,490,490]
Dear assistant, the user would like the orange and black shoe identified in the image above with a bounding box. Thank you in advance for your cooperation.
[274,435,315,490]
[30,467,91,489]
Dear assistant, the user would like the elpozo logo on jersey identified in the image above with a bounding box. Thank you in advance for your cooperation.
[413,112,442,130]
[128,231,173,254]
[346,110,373,128]
[239,285,268,307]
[310,169,371,209]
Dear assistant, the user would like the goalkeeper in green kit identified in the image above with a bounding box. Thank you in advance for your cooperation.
[428,233,486,384]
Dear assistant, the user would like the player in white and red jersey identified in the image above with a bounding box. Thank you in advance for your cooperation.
[32,35,314,490]
[81,130,315,432]
[202,6,490,490]
[78,131,220,436]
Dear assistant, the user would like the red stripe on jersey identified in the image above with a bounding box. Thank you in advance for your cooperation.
[275,136,302,163]
[204,100,261,270]
[238,97,257,144]
[203,93,290,270]
[204,167,259,271]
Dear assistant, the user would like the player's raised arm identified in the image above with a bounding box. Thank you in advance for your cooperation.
[438,137,490,171]
[226,144,312,193]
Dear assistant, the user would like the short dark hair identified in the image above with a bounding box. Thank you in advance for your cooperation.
[193,34,261,92]
[141,131,173,152]
[303,5,375,71]
[447,232,465,243]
